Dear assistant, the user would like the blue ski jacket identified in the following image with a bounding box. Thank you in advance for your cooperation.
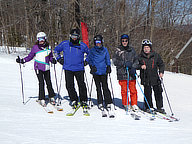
[88,46,111,75]
[54,40,89,71]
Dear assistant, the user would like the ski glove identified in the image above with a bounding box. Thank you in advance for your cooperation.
[57,57,64,65]
[129,67,136,77]
[52,58,57,64]
[16,57,25,64]
[90,65,97,74]
[84,60,88,66]
[106,65,111,74]
[124,61,132,69]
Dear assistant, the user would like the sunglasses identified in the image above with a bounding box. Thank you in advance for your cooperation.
[122,40,128,43]
[142,39,152,45]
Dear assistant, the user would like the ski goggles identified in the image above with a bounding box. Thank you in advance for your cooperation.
[95,40,102,44]
[142,39,152,45]
[38,37,46,41]
[70,34,79,39]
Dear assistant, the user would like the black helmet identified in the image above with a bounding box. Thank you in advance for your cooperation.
[70,28,80,44]
[142,39,152,50]
[94,35,104,46]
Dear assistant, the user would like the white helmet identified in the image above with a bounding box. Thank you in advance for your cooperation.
[36,32,47,40]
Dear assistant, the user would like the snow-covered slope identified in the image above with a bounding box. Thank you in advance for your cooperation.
[0,53,192,144]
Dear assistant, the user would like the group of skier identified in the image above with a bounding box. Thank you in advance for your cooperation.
[16,28,166,116]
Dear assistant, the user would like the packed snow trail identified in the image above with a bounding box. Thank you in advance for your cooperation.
[0,53,192,144]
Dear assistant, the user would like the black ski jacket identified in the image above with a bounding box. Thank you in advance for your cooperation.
[138,50,165,86]
[112,45,139,80]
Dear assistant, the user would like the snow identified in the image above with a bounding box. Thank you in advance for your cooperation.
[0,53,192,144]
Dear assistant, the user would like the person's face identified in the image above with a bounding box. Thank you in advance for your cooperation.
[39,40,45,44]
[72,37,77,41]
[143,46,151,54]
[38,37,46,44]
[96,42,101,47]
[121,39,128,47]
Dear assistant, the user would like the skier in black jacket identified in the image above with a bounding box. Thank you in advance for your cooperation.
[138,39,166,114]
[112,34,139,111]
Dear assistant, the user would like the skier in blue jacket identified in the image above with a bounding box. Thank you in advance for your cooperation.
[54,28,89,110]
[88,35,114,116]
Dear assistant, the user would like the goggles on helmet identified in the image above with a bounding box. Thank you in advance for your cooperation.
[38,37,46,41]
[95,40,102,44]
[142,39,152,45]
[70,34,79,39]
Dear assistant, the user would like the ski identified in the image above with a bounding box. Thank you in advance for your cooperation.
[155,112,179,122]
[169,115,180,121]
[36,100,53,114]
[82,107,90,116]
[137,110,155,121]
[107,109,115,118]
[130,112,141,120]
[101,109,108,117]
[50,103,63,111]
[155,112,173,122]
[66,104,81,116]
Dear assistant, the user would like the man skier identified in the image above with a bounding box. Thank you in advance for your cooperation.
[54,28,89,112]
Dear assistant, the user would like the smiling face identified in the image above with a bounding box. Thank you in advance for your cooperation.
[121,39,128,47]
[143,45,151,54]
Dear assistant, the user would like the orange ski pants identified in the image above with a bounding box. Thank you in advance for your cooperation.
[119,80,137,106]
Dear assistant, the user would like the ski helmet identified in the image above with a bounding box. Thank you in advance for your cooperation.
[120,34,129,40]
[120,34,129,47]
[37,32,47,41]
[142,39,152,48]
[94,35,104,46]
[70,28,80,44]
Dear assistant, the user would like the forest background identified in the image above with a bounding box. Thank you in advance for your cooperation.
[0,0,191,74]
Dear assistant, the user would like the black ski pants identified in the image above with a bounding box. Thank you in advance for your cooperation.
[65,70,87,103]
[35,70,55,100]
[93,75,112,106]
[144,84,163,110]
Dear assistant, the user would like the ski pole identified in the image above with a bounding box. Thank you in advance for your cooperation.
[126,67,129,115]
[108,74,116,110]
[161,78,174,116]
[53,64,61,105]
[84,71,93,108]
[18,56,25,105]
[88,77,94,108]
[84,71,90,99]
[135,73,154,116]
[57,68,63,105]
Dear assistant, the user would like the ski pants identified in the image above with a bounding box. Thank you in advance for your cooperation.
[144,84,163,110]
[119,80,137,106]
[65,70,88,103]
[35,70,55,100]
[93,75,113,106]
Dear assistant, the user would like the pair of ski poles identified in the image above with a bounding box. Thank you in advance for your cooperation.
[85,72,116,110]
[134,71,174,116]
[18,56,63,105]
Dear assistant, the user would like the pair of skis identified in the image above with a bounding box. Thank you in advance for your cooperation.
[154,111,179,122]
[66,104,90,116]
[100,108,115,118]
[36,100,63,114]
[135,109,179,122]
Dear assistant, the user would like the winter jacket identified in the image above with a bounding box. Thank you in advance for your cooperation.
[54,40,89,72]
[88,46,111,75]
[112,45,139,80]
[138,50,165,86]
[24,44,53,71]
